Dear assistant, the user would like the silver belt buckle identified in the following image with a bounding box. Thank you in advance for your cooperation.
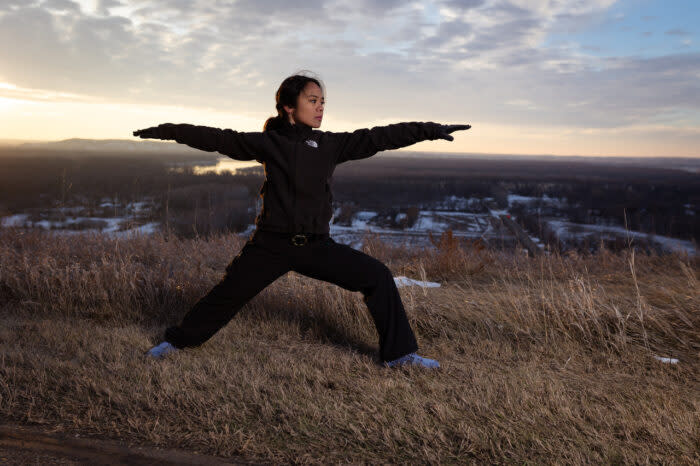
[291,234,308,246]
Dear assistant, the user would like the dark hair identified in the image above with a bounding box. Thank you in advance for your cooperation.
[263,71,324,132]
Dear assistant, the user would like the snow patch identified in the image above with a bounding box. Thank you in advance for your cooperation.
[489,209,509,216]
[508,194,567,208]
[351,211,378,229]
[1,214,30,227]
[547,220,697,256]
[653,355,679,364]
[407,212,449,231]
[394,276,441,288]
[106,222,160,238]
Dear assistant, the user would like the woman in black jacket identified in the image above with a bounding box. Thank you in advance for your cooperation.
[134,72,470,369]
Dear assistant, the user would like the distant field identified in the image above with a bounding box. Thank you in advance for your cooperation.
[0,147,698,255]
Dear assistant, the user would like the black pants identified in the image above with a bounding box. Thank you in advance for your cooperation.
[164,229,419,362]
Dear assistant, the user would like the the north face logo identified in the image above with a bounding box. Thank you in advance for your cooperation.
[305,139,318,148]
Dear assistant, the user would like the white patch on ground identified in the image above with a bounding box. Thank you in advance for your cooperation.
[507,194,537,205]
[407,212,449,231]
[547,219,697,256]
[2,212,161,238]
[331,206,342,224]
[508,194,567,208]
[394,276,441,288]
[653,355,679,364]
[107,222,161,238]
[489,209,509,216]
[351,211,378,229]
[126,201,152,213]
[44,222,161,237]
[2,195,161,238]
[542,194,568,208]
[1,214,30,227]
[327,208,499,250]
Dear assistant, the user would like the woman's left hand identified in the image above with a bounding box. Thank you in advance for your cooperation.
[437,124,471,141]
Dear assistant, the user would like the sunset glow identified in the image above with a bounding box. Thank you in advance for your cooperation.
[1,0,698,157]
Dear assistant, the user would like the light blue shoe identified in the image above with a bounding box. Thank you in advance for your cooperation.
[147,341,178,359]
[384,352,440,369]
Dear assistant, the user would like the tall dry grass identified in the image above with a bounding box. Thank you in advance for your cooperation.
[0,227,698,464]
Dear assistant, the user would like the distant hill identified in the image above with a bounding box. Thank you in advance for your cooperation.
[10,138,200,153]
[388,151,700,173]
[0,138,34,146]
[1,138,697,173]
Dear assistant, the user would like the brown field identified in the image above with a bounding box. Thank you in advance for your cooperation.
[0,228,698,464]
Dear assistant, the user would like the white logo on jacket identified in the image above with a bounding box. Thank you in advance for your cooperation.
[305,139,318,148]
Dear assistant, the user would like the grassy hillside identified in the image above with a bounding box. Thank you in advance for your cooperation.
[0,228,697,463]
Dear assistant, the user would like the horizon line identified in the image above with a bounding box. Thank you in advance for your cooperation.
[0,137,698,160]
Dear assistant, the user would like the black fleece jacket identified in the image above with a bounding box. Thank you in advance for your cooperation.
[157,119,445,234]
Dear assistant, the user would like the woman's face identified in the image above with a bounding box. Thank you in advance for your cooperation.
[285,82,324,128]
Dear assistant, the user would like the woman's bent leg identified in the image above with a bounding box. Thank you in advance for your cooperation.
[165,240,290,348]
[291,238,419,363]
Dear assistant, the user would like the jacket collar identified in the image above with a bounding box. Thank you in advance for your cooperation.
[277,119,314,138]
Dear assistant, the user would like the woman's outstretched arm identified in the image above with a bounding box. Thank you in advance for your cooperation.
[133,123,266,162]
[330,122,470,165]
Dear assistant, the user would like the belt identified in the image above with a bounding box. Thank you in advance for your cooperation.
[256,229,329,246]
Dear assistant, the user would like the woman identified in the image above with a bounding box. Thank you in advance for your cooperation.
[134,72,470,369]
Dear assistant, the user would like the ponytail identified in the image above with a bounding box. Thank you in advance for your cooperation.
[263,103,287,132]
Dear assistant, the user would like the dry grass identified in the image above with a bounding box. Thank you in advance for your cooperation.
[0,227,698,464]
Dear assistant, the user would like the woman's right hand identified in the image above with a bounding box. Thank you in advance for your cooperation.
[133,123,175,139]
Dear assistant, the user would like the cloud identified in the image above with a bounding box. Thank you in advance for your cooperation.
[0,0,697,139]
[0,0,40,10]
[0,81,96,103]
[42,0,81,12]
[97,0,124,16]
[665,28,689,36]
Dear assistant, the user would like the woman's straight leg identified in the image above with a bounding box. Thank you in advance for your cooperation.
[290,237,419,363]
[165,238,291,348]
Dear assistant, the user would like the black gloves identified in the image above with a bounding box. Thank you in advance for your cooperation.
[133,123,176,140]
[437,124,471,141]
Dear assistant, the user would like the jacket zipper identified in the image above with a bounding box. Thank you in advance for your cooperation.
[289,137,298,233]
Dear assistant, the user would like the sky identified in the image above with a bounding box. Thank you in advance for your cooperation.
[0,0,698,157]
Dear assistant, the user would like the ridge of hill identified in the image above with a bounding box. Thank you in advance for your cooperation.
[13,138,200,153]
